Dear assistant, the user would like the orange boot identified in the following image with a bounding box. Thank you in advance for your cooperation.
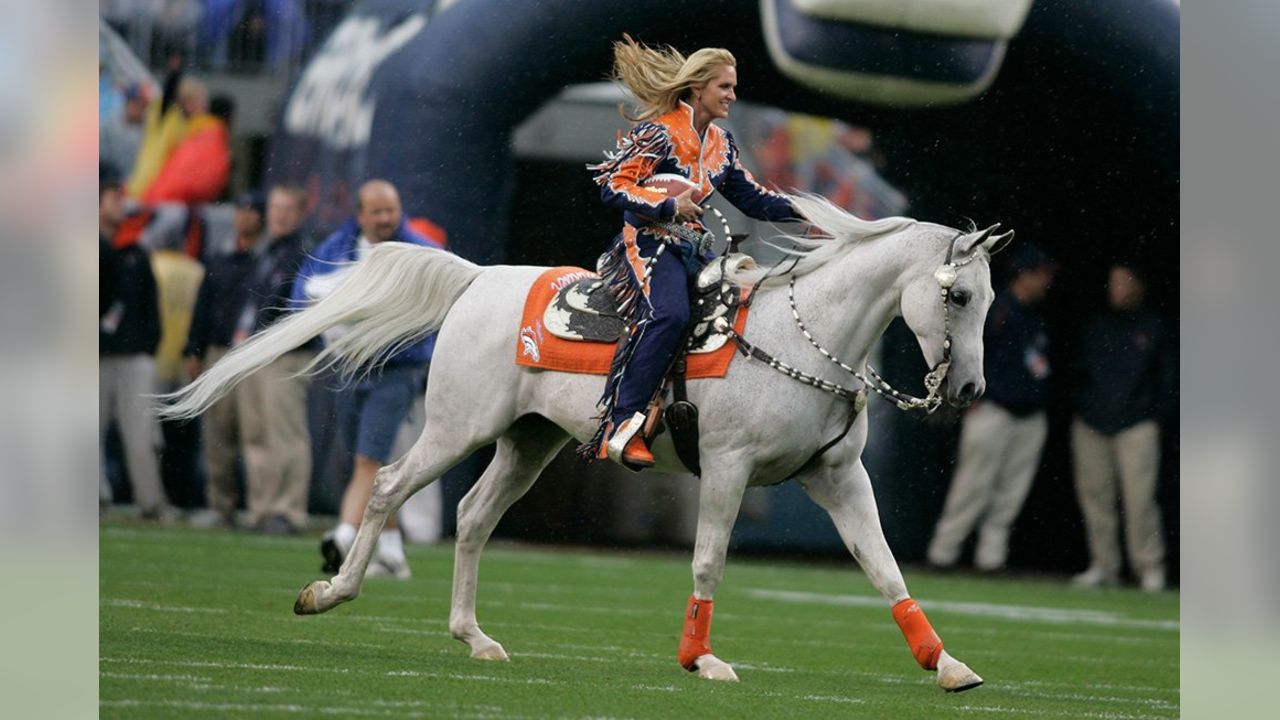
[892,597,943,670]
[677,595,714,670]
[601,412,654,469]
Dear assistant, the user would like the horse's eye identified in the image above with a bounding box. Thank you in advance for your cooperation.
[949,289,971,307]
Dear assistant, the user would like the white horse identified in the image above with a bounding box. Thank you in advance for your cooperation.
[162,193,1010,691]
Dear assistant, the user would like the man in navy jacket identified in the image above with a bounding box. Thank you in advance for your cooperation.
[927,245,1057,572]
[293,180,442,578]
[1072,263,1176,591]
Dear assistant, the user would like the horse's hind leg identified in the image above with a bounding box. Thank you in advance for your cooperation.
[294,423,478,615]
[449,415,568,660]
[797,459,984,693]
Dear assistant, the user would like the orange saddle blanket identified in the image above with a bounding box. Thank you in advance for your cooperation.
[514,266,748,378]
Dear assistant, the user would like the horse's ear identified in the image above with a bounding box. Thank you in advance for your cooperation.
[959,224,1000,255]
[988,229,1015,255]
[960,225,1015,257]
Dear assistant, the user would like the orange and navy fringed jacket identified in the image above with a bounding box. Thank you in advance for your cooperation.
[588,101,800,241]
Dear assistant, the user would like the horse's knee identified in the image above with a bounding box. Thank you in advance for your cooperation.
[454,497,486,552]
[366,469,401,515]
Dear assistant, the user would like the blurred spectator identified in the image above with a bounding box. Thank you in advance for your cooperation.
[237,184,315,534]
[143,91,234,204]
[1071,263,1176,591]
[294,180,441,578]
[152,1,203,67]
[927,245,1057,572]
[100,162,172,520]
[151,238,207,509]
[100,82,151,179]
[202,0,307,71]
[184,191,266,528]
[128,66,199,199]
[98,62,124,128]
[151,248,205,391]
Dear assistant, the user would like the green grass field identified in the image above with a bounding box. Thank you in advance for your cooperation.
[100,522,1178,719]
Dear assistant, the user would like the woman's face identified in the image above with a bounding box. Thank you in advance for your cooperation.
[692,65,737,122]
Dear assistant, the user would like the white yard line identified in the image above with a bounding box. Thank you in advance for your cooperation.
[125,625,387,651]
[747,589,1178,631]
[99,671,214,683]
[385,669,553,685]
[100,656,349,674]
[99,699,532,719]
[102,598,227,614]
[953,704,1171,720]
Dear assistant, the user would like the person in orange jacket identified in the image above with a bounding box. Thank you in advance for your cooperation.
[142,93,233,205]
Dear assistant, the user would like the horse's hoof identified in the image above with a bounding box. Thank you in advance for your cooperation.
[694,654,739,682]
[470,642,510,662]
[293,581,331,615]
[936,650,983,692]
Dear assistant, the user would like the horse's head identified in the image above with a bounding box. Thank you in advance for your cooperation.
[899,224,1014,408]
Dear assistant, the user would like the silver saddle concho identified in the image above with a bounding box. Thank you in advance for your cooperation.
[542,253,758,353]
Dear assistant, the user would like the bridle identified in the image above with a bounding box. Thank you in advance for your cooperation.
[716,229,986,415]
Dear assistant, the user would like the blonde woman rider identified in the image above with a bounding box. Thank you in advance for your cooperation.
[586,35,801,469]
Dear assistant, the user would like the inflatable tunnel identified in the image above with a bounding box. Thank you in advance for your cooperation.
[271,0,1177,269]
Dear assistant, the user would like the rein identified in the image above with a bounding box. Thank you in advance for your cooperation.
[718,230,979,415]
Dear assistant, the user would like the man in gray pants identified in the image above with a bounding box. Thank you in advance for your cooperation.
[927,246,1057,572]
[99,163,169,519]
[1071,263,1175,592]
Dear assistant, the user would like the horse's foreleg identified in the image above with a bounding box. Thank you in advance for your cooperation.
[679,464,749,681]
[449,417,568,661]
[294,431,470,615]
[798,459,983,693]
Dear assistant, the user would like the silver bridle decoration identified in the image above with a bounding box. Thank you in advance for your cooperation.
[716,231,981,414]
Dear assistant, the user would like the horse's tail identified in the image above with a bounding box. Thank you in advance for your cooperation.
[159,243,482,421]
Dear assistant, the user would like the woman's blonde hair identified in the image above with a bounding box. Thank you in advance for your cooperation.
[610,34,736,122]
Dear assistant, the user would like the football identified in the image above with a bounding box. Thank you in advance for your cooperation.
[642,173,704,203]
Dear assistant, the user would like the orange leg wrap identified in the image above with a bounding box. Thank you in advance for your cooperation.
[892,598,943,670]
[677,595,714,671]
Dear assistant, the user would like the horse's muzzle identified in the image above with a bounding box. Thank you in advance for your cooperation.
[946,379,984,408]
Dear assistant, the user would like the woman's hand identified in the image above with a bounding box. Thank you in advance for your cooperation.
[673,188,704,223]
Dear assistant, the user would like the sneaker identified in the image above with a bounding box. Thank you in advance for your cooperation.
[319,532,346,574]
[257,514,298,536]
[1139,568,1166,592]
[140,505,182,525]
[1071,566,1119,588]
[188,508,236,529]
[366,554,412,580]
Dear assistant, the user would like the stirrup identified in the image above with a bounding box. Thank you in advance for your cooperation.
[604,412,654,469]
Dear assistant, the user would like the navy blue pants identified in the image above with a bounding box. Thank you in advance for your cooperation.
[605,228,705,427]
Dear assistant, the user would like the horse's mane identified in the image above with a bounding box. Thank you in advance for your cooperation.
[726,192,920,287]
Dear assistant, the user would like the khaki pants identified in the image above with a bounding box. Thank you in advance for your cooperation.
[928,402,1048,570]
[239,350,312,528]
[200,345,241,516]
[100,355,169,514]
[1071,418,1165,577]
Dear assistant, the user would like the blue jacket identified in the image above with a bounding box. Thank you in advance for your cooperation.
[291,217,443,366]
[1075,310,1176,434]
[981,289,1051,416]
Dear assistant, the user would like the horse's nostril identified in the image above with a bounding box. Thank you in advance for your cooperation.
[960,382,977,400]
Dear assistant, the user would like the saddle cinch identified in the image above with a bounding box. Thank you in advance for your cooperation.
[517,254,760,475]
